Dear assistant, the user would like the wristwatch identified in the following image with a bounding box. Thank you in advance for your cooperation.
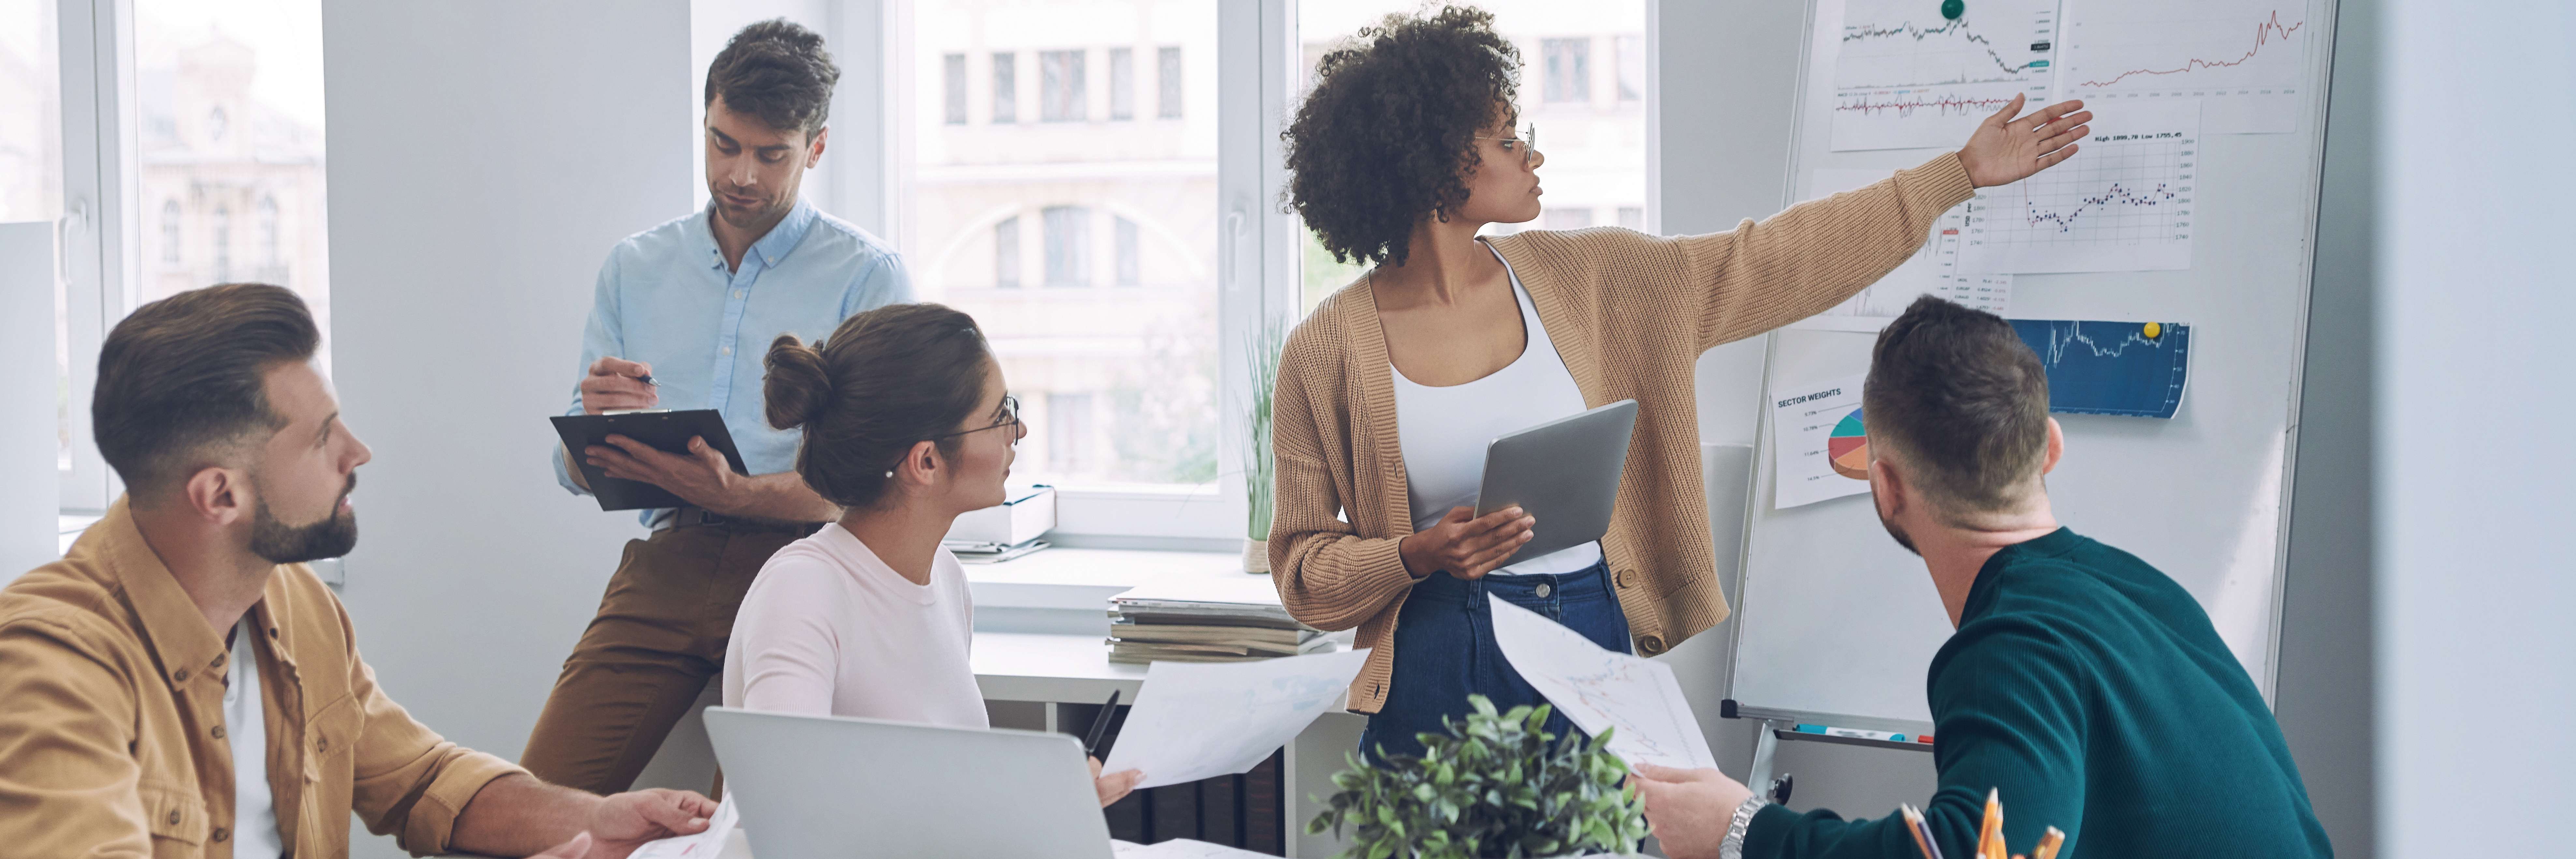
[1718,794,1770,859]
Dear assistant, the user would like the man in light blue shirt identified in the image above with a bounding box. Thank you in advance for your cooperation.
[521,19,913,795]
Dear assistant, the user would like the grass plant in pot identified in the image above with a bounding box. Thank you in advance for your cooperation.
[1307,695,1647,858]
[1242,313,1288,574]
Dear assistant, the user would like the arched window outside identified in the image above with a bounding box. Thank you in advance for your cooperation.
[213,205,232,281]
[259,196,281,266]
[161,200,182,263]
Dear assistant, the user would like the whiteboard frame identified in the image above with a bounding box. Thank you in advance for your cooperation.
[1718,0,2345,735]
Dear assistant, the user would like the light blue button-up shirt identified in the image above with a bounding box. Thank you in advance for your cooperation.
[555,200,914,527]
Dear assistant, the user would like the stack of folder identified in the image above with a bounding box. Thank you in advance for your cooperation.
[1106,573,1331,663]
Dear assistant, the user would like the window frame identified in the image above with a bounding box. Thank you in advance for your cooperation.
[54,0,136,514]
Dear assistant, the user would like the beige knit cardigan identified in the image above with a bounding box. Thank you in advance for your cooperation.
[1266,152,1976,714]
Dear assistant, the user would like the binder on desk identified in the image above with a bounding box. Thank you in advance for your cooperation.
[550,409,749,511]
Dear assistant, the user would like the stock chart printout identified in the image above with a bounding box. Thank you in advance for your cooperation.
[1830,0,2059,151]
[2012,319,2192,419]
[2055,0,2312,134]
[1960,98,2199,274]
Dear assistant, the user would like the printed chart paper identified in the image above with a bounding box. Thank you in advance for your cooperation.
[2055,0,2311,134]
[1104,648,1369,789]
[1959,98,2200,274]
[1487,597,1718,771]
[1828,0,2059,151]
[2012,319,2193,419]
[1790,169,2010,332]
[627,792,739,859]
[1771,374,1874,510]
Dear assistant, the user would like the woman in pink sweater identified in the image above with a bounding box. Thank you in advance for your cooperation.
[723,302,1142,807]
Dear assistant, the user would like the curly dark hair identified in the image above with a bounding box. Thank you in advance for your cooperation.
[706,19,841,136]
[1284,6,1521,269]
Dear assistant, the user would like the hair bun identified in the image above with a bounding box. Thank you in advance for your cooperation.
[763,333,835,431]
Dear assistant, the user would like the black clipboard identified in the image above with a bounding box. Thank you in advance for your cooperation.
[550,409,750,511]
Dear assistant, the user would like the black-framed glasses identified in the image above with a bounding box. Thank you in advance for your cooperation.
[1474,124,1540,169]
[927,395,1022,441]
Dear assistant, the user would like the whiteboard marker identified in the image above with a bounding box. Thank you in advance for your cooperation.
[1794,724,1909,743]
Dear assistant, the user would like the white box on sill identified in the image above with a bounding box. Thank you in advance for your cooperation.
[943,485,1057,548]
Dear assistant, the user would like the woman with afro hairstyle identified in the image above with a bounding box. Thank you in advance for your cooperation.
[1266,5,2090,760]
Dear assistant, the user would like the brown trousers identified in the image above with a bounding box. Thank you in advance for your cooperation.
[520,523,808,795]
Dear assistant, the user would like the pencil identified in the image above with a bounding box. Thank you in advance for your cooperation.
[1978,789,2003,859]
[2033,826,2064,859]
[1899,805,1942,859]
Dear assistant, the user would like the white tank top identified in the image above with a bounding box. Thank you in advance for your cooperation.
[1390,245,1605,576]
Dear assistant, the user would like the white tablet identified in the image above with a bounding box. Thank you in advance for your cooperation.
[1474,399,1640,562]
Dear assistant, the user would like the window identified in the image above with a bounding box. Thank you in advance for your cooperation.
[910,2,1217,487]
[1114,215,1140,286]
[134,0,331,326]
[1615,35,1644,102]
[1040,50,1085,122]
[3,0,64,471]
[258,195,280,265]
[943,53,968,124]
[1618,206,1645,231]
[1108,47,1134,121]
[1156,47,1182,119]
[1543,37,1591,104]
[1047,392,1095,473]
[991,52,1017,123]
[1042,205,1092,287]
[161,201,183,262]
[1544,207,1594,230]
[212,206,231,281]
[994,216,1021,288]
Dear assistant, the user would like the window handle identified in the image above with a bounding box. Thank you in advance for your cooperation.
[1223,209,1246,293]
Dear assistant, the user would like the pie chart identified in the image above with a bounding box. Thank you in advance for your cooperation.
[1827,408,1870,480]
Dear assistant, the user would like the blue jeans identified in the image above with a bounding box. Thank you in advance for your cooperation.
[1359,559,1633,762]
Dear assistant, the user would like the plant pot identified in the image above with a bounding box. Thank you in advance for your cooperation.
[1243,538,1270,574]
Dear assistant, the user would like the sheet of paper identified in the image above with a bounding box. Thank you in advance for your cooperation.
[1827,0,2060,151]
[1486,597,1718,771]
[1113,838,1281,858]
[1770,373,1874,510]
[1103,648,1370,789]
[2053,0,2309,134]
[2012,319,2192,419]
[1957,98,2201,274]
[1789,170,2009,332]
[626,792,739,859]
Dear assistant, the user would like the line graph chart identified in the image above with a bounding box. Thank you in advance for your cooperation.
[2010,319,2193,418]
[1829,0,2057,151]
[1960,98,2197,274]
[2055,0,2312,134]
[1791,169,2010,331]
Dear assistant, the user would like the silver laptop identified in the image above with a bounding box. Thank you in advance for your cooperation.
[1474,399,1640,562]
[704,706,1112,859]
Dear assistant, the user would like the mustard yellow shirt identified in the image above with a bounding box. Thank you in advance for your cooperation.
[0,498,524,857]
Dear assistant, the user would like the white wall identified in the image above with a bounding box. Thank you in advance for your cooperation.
[0,222,54,576]
[2375,1,2576,855]
[319,3,693,855]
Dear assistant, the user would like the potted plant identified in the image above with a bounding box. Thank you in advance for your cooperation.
[1307,695,1649,858]
[1242,313,1287,573]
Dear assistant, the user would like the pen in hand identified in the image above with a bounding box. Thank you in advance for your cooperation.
[1082,690,1122,758]
[635,373,658,387]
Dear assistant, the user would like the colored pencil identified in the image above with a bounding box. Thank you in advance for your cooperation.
[1978,789,2003,859]
[2033,826,2064,859]
[1899,804,1944,859]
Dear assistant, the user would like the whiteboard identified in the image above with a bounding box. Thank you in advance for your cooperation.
[1722,0,2340,732]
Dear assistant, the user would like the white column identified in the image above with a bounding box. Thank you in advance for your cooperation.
[0,223,58,573]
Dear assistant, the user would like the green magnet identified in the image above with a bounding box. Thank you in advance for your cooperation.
[1942,0,1964,21]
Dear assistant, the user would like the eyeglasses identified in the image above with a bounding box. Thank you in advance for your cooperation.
[1474,124,1541,169]
[927,394,1022,441]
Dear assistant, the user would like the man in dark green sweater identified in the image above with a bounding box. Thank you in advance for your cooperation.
[1634,297,2332,859]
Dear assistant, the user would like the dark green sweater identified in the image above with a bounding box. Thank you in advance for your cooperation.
[1744,528,2331,859]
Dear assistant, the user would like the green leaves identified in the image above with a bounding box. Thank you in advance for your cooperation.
[1306,695,1646,858]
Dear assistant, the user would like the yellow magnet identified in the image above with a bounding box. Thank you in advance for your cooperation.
[2143,322,2162,339]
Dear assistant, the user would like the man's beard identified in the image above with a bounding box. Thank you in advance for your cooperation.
[248,473,359,565]
[1876,502,1921,557]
